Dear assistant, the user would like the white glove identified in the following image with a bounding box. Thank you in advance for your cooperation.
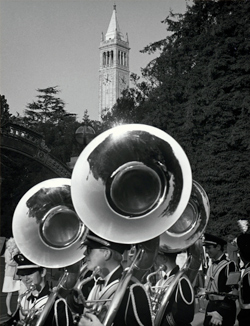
[207,311,223,325]
[197,287,206,297]
[78,313,103,326]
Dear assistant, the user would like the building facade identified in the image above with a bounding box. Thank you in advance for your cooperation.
[98,5,130,119]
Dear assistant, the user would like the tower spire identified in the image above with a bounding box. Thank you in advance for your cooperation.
[105,4,123,40]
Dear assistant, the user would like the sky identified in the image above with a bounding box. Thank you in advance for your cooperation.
[1,0,191,121]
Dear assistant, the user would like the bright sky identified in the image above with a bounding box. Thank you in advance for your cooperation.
[1,0,191,121]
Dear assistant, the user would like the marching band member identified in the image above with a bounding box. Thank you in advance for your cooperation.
[236,232,250,326]
[77,231,153,326]
[1,253,52,326]
[1,253,73,326]
[153,248,195,326]
[203,234,237,326]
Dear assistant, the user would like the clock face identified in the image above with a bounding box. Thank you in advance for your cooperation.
[119,74,127,87]
[103,73,112,86]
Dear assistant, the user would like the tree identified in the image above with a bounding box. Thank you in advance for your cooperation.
[22,86,80,162]
[100,72,150,130]
[0,95,12,126]
[25,86,66,123]
[103,0,250,236]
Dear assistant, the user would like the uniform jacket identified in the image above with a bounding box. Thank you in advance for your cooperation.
[2,283,51,326]
[71,265,153,326]
[204,254,237,326]
[237,262,250,326]
[157,266,195,326]
[2,283,73,326]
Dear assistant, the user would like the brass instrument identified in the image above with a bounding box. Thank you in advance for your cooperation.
[72,262,92,305]
[71,124,193,326]
[73,266,102,311]
[12,123,205,326]
[146,180,210,325]
[35,270,72,326]
[73,263,118,324]
[102,237,159,326]
[71,124,192,244]
[17,271,78,326]
[12,178,87,326]
[12,178,87,268]
[159,180,210,255]
[16,284,37,325]
[71,238,160,324]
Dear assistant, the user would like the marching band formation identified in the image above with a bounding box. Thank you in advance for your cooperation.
[2,124,250,326]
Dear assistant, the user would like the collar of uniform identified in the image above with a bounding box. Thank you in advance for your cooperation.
[165,265,180,278]
[162,271,168,279]
[103,265,123,286]
[27,293,37,303]
[36,282,50,299]
[212,253,226,264]
[28,282,50,301]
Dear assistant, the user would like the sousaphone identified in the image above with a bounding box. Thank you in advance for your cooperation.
[12,178,87,268]
[151,181,210,325]
[159,180,210,253]
[71,124,193,326]
[71,124,192,244]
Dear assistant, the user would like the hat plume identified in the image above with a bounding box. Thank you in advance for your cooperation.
[238,219,249,233]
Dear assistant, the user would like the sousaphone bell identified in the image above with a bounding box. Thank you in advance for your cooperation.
[12,178,87,268]
[71,124,192,244]
[159,180,210,253]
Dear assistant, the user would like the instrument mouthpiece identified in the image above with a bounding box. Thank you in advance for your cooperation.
[29,283,36,291]
[159,264,167,272]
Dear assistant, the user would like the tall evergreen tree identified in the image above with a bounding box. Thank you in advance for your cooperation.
[25,86,66,123]
[22,86,80,163]
[0,95,12,126]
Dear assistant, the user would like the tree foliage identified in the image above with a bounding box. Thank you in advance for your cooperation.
[102,0,250,237]
[20,87,77,162]
[25,86,66,123]
[0,95,12,126]
[21,87,103,162]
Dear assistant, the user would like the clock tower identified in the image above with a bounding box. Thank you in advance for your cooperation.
[99,5,130,119]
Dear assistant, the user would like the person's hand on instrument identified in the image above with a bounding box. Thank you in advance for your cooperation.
[207,311,223,325]
[78,312,103,326]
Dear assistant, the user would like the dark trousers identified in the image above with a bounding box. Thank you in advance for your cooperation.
[237,309,250,326]
[203,300,236,326]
